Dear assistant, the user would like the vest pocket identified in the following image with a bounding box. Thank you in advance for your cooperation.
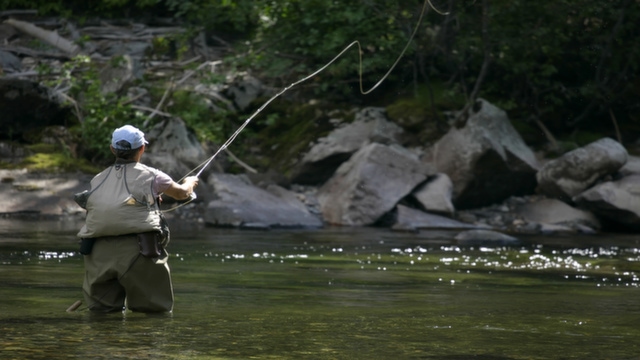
[138,232,162,258]
[79,238,96,255]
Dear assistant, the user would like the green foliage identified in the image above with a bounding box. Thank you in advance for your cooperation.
[168,90,227,144]
[4,0,639,157]
[42,55,143,164]
[247,0,422,97]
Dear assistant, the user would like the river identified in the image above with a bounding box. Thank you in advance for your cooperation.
[1,218,639,359]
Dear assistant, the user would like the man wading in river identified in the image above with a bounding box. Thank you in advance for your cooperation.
[75,125,198,313]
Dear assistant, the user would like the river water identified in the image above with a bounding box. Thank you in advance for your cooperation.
[1,218,639,359]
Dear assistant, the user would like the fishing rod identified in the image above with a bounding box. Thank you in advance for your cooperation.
[162,0,449,212]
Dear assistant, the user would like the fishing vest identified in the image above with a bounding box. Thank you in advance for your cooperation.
[77,161,163,238]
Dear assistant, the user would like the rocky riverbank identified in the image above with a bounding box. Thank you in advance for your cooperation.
[2,15,640,244]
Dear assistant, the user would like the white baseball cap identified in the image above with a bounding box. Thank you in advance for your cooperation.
[111,125,148,150]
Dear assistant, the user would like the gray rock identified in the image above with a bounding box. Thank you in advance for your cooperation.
[536,138,628,201]
[411,173,455,216]
[619,155,640,177]
[0,169,90,216]
[223,72,266,111]
[454,229,520,246]
[392,204,481,232]
[514,198,601,230]
[428,99,539,209]
[144,118,211,181]
[99,54,141,94]
[204,173,323,229]
[0,50,22,73]
[292,107,403,185]
[318,143,434,226]
[573,174,640,229]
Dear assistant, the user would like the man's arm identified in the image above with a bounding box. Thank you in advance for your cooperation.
[162,176,199,200]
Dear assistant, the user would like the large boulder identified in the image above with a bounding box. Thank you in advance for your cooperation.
[318,143,434,226]
[204,173,323,229]
[573,174,640,230]
[536,137,628,201]
[427,99,539,209]
[291,107,403,185]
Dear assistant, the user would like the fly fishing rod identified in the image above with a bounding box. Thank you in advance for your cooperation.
[188,0,445,178]
[162,0,449,212]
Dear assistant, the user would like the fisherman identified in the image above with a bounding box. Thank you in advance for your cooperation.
[76,124,198,313]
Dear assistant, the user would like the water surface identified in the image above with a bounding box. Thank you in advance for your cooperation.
[1,219,639,359]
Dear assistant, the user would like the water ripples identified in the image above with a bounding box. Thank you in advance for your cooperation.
[5,242,640,287]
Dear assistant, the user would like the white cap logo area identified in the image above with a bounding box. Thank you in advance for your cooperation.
[111,125,149,150]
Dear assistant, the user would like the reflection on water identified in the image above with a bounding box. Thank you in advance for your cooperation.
[1,219,640,359]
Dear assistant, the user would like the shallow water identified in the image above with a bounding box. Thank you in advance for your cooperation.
[1,218,640,359]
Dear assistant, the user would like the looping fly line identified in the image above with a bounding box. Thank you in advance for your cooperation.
[163,0,448,212]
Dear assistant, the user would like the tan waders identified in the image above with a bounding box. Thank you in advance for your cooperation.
[82,235,174,313]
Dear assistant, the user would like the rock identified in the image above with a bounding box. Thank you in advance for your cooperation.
[292,107,404,185]
[427,99,539,209]
[0,169,90,217]
[618,155,640,177]
[143,117,211,181]
[454,229,520,246]
[573,174,640,230]
[411,173,455,216]
[391,204,482,232]
[223,72,267,111]
[514,198,601,231]
[536,138,628,201]
[99,54,141,94]
[318,143,434,226]
[204,173,323,229]
[0,49,22,73]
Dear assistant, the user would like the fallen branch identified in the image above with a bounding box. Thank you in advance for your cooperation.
[4,70,39,78]
[532,115,559,152]
[131,105,172,118]
[0,45,71,60]
[609,108,622,143]
[4,18,80,56]
[0,10,38,18]
[56,91,83,123]
[225,149,257,174]
[142,79,175,127]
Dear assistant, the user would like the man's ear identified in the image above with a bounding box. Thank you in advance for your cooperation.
[110,145,116,155]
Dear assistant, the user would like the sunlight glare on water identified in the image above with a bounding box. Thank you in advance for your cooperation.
[2,220,640,359]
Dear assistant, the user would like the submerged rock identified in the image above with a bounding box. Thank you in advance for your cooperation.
[454,229,520,246]
[514,198,600,231]
[391,204,483,232]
